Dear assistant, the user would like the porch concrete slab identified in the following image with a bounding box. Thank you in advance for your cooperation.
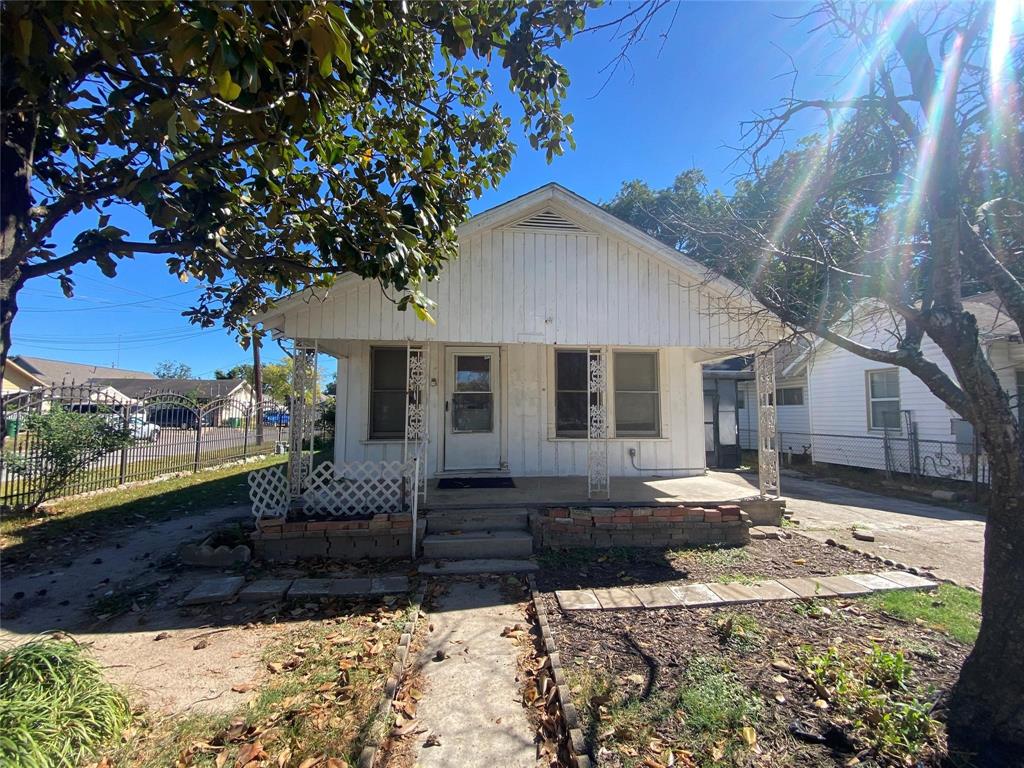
[672,583,724,607]
[181,576,245,606]
[811,575,873,597]
[287,578,333,599]
[632,585,685,609]
[846,573,904,592]
[706,582,761,604]
[744,580,801,601]
[370,575,410,594]
[777,577,838,599]
[238,579,292,603]
[593,588,644,610]
[875,570,938,590]
[555,589,601,611]
[329,577,372,596]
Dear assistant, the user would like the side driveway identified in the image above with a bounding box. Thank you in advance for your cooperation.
[706,471,986,591]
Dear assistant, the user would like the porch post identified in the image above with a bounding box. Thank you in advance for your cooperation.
[403,343,428,505]
[755,348,781,498]
[587,347,610,499]
[288,343,317,507]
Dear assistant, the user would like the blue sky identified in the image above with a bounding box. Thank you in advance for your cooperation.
[13,2,837,377]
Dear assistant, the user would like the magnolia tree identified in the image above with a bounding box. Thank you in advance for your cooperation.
[609,3,1023,761]
[0,0,609,385]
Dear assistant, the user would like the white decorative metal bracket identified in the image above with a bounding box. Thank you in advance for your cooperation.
[755,348,781,497]
[288,343,318,507]
[403,344,428,505]
[587,347,610,499]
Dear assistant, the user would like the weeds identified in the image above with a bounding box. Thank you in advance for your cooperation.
[0,637,132,767]
[670,545,748,568]
[710,612,764,651]
[863,584,980,645]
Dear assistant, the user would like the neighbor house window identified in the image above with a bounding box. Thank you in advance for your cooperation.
[555,349,588,437]
[369,347,407,439]
[775,387,804,406]
[614,351,660,436]
[867,369,901,431]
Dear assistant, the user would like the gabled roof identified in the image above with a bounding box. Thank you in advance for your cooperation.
[253,182,758,326]
[2,359,47,389]
[90,378,250,400]
[11,355,156,387]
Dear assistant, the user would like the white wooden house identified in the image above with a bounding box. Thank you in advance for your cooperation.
[255,184,782,497]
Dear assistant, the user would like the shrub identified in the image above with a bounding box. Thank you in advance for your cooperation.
[0,637,132,767]
[2,406,133,509]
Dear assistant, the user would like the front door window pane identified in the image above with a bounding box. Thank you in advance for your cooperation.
[452,355,492,432]
[455,356,490,392]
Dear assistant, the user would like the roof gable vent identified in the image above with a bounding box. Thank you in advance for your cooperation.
[511,208,587,233]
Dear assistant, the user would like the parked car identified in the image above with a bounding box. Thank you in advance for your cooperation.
[128,416,160,442]
[264,410,290,426]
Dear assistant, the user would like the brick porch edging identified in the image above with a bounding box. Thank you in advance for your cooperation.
[253,514,426,561]
[526,574,593,768]
[358,581,427,768]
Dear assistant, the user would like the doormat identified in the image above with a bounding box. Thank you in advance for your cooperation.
[436,477,516,490]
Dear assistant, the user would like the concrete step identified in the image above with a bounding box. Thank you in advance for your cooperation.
[418,558,539,575]
[422,530,534,559]
[425,508,530,533]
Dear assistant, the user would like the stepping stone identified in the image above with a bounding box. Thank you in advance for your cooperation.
[846,573,903,591]
[330,577,372,596]
[744,580,800,601]
[593,587,643,610]
[556,589,601,611]
[181,576,244,606]
[371,575,410,594]
[288,578,332,598]
[811,575,873,597]
[778,577,838,598]
[238,579,292,603]
[750,526,787,540]
[707,582,761,604]
[672,583,724,607]
[632,585,684,609]
[875,570,937,590]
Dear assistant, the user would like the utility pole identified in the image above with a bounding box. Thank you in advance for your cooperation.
[253,335,264,447]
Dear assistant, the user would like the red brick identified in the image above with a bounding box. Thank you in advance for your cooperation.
[632,508,652,517]
[652,509,673,518]
[718,504,741,514]
[391,519,412,529]
[704,510,722,523]
[306,521,332,531]
[551,507,571,518]
[282,522,307,533]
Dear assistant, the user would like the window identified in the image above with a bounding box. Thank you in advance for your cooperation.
[867,369,901,431]
[555,350,588,437]
[775,387,804,406]
[736,388,745,410]
[369,348,407,439]
[614,351,660,436]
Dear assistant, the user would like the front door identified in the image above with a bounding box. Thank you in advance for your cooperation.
[444,347,501,471]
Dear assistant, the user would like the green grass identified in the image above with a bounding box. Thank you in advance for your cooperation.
[0,454,287,559]
[0,637,132,767]
[863,584,981,645]
[669,544,749,568]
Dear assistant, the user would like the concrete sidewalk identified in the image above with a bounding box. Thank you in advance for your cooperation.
[408,581,535,768]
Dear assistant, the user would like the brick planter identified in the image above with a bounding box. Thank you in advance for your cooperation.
[253,514,426,561]
[533,504,750,550]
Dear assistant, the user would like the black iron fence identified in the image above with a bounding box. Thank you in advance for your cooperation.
[739,427,990,487]
[1,384,294,510]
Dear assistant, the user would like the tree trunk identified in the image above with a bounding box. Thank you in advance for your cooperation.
[946,426,1024,763]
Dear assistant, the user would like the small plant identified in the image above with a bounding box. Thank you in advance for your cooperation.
[865,645,911,690]
[792,598,829,617]
[0,637,132,767]
[710,612,764,650]
[671,545,749,568]
[2,406,134,510]
[676,657,762,761]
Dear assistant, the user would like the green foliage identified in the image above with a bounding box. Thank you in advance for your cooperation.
[0,637,132,767]
[153,360,192,379]
[864,584,981,645]
[796,644,939,762]
[3,406,134,509]
[675,657,762,761]
[214,364,253,382]
[709,611,764,651]
[2,0,597,333]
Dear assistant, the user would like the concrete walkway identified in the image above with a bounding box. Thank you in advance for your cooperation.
[706,472,986,591]
[554,569,937,611]
[410,581,535,768]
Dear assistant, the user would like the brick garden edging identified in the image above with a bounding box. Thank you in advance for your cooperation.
[526,574,593,768]
[253,514,427,561]
[533,504,750,550]
[821,537,976,592]
[357,581,427,768]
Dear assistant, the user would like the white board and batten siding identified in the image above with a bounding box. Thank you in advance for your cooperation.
[736,377,811,451]
[332,340,707,478]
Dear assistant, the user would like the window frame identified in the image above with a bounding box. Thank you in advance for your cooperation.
[367,346,408,441]
[775,386,804,406]
[866,368,901,432]
[553,348,589,438]
[613,350,661,438]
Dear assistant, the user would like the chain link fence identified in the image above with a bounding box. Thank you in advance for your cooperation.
[1,383,295,510]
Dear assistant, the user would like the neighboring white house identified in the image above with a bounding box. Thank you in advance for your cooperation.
[785,293,1022,479]
[255,183,779,481]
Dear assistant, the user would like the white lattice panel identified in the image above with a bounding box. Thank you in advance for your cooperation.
[248,465,290,520]
[300,460,414,516]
